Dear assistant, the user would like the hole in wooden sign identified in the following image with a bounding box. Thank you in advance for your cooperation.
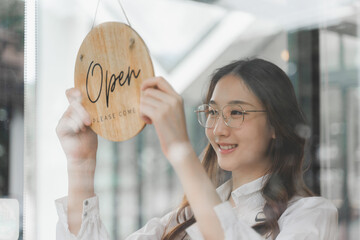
[129,38,135,49]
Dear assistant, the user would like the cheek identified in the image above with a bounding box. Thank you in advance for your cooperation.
[242,124,271,149]
[240,121,272,147]
[244,116,272,135]
[205,128,213,142]
[205,129,218,149]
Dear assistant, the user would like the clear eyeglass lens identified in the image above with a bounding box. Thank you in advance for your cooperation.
[223,104,244,128]
[197,104,215,128]
[197,104,244,128]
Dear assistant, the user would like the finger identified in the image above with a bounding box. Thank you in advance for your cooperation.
[66,88,82,104]
[67,106,86,132]
[140,95,174,126]
[68,116,82,133]
[141,115,152,124]
[57,113,82,135]
[65,88,91,126]
[142,88,174,103]
[139,103,156,125]
[141,77,176,95]
[141,94,164,109]
[71,101,92,126]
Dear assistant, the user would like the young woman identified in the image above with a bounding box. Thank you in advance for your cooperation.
[55,58,338,239]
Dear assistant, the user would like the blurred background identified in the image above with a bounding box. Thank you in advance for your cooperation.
[0,0,357,239]
[0,0,24,239]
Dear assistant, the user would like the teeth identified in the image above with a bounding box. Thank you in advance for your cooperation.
[219,144,237,150]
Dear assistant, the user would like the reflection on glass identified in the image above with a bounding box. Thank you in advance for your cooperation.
[27,0,360,239]
[0,0,24,239]
[320,24,360,239]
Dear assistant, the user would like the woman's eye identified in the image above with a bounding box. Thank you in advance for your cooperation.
[209,110,217,115]
[231,110,243,116]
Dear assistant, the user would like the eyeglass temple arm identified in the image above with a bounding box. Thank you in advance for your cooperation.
[195,110,266,113]
[244,110,267,113]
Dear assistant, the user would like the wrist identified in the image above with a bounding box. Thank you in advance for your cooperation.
[67,157,96,174]
[167,142,197,166]
[67,157,96,198]
[68,173,95,201]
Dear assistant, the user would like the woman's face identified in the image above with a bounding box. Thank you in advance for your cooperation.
[205,74,275,175]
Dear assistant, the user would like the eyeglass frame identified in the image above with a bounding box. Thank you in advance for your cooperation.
[194,103,267,128]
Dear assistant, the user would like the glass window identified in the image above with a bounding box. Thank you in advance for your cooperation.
[24,0,360,239]
[0,0,24,239]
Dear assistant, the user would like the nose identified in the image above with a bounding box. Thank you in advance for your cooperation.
[212,114,230,137]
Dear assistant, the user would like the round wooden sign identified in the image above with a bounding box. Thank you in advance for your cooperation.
[74,22,154,141]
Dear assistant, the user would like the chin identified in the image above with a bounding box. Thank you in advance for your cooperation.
[217,153,258,172]
[217,157,238,172]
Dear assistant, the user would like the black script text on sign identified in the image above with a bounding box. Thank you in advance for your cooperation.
[86,61,141,108]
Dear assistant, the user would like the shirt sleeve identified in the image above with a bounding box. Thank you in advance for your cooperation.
[55,196,110,240]
[125,210,177,240]
[213,202,264,240]
[55,195,179,240]
[276,197,338,240]
[213,197,338,240]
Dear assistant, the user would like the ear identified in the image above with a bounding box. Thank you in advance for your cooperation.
[270,126,276,139]
[266,117,276,139]
[272,132,276,139]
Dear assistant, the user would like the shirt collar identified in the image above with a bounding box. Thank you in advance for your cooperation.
[216,179,233,202]
[232,175,268,197]
[216,175,269,202]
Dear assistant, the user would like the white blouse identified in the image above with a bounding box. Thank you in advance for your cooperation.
[55,176,338,240]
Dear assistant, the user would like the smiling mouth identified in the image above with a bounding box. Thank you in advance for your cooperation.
[218,144,238,150]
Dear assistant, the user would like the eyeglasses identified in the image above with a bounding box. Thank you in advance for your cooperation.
[195,104,266,128]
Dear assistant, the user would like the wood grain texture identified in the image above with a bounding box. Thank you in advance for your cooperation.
[74,22,154,141]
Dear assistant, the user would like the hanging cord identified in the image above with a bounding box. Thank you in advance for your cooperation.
[91,0,101,29]
[91,0,132,29]
[116,0,132,28]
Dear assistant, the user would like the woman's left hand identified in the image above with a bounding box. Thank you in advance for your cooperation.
[140,77,192,162]
[141,77,224,240]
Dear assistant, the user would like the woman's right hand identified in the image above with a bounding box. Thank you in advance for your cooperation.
[56,88,98,168]
[56,88,98,235]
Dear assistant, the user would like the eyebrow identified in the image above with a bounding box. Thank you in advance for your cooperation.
[209,100,255,107]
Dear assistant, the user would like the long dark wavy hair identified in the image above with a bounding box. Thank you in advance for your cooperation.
[161,58,314,240]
